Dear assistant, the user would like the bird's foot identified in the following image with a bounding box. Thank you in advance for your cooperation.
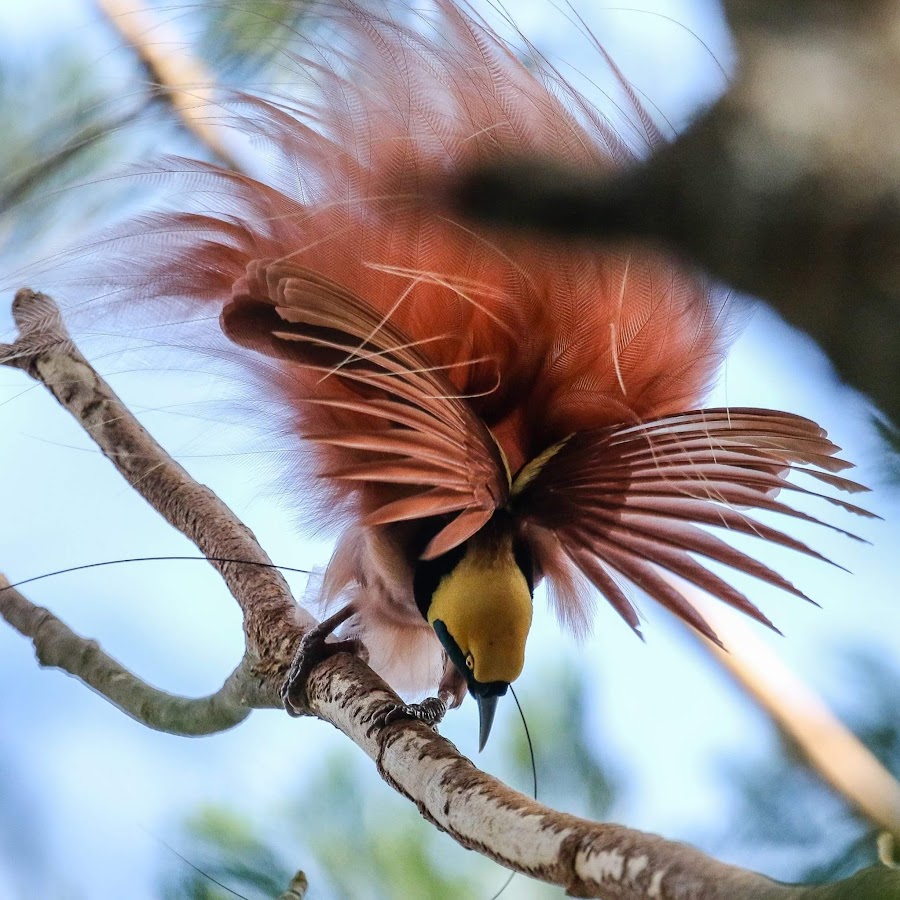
[281,604,361,717]
[368,696,447,736]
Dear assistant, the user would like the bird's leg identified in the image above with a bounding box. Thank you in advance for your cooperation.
[371,695,447,733]
[438,661,468,710]
[281,603,363,716]
[367,657,464,736]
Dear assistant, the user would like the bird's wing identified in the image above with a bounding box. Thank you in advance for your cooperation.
[222,260,509,558]
[513,407,875,643]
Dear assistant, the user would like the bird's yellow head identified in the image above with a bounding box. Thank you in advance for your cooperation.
[414,519,534,750]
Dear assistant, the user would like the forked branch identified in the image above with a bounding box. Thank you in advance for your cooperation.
[2,289,897,899]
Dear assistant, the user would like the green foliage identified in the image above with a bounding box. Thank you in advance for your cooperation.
[186,0,314,77]
[299,755,476,899]
[161,808,294,899]
[506,666,618,821]
[0,0,318,261]
[0,50,146,255]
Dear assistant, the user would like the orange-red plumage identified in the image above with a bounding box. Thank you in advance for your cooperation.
[53,1,870,704]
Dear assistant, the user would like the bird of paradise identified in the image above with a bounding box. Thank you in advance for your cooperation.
[65,0,869,749]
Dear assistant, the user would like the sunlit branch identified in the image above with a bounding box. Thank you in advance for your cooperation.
[95,0,241,170]
[674,581,900,843]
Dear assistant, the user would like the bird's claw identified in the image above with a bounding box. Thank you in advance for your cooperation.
[368,696,447,736]
[281,635,364,716]
[281,605,361,716]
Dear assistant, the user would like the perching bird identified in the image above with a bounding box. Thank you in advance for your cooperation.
[66,0,870,748]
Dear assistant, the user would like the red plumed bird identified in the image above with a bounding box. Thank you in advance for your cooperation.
[67,1,869,748]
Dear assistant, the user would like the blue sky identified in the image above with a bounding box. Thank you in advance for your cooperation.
[1,1,898,898]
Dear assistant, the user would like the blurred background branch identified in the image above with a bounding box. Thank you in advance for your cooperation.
[456,0,900,429]
[670,580,900,843]
[95,0,240,170]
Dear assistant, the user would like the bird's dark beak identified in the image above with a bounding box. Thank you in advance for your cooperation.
[477,694,499,752]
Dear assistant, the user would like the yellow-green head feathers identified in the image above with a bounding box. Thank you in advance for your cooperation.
[426,535,532,686]
[415,515,533,676]
[414,517,534,750]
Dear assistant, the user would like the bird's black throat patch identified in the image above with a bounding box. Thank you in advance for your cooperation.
[413,540,467,620]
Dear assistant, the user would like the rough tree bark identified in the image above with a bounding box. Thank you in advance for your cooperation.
[2,290,898,899]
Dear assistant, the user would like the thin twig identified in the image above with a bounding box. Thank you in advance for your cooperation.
[278,871,309,900]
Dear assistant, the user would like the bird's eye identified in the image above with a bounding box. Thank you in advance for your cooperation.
[465,654,474,670]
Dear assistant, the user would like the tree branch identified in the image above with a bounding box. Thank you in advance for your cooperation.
[2,289,898,898]
[0,288,314,676]
[455,0,900,426]
[0,574,260,734]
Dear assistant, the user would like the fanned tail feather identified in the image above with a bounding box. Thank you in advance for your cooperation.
[518,408,874,642]
[33,0,730,516]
